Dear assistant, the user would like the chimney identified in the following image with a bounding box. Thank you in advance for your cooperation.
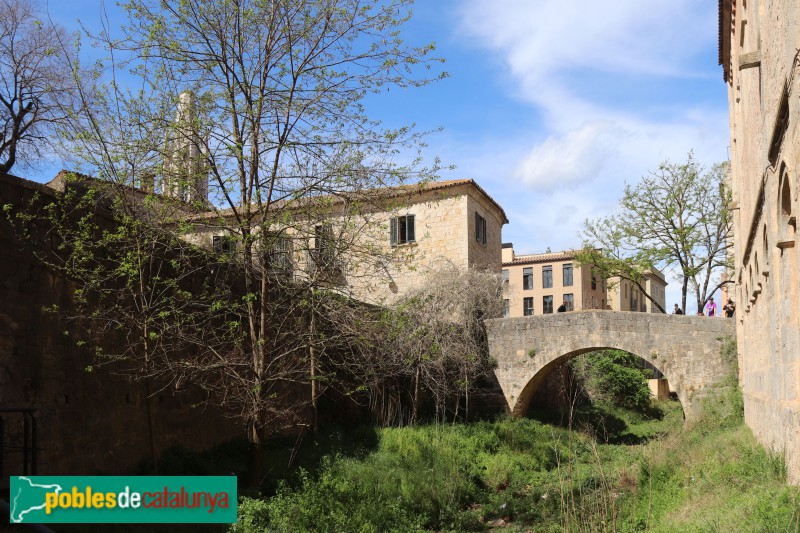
[501,242,515,263]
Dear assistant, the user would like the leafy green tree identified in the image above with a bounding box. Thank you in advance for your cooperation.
[5,176,250,471]
[579,153,732,313]
[55,0,445,485]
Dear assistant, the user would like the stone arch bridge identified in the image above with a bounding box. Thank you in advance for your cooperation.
[485,311,735,421]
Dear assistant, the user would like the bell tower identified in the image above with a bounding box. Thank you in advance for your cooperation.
[163,91,208,204]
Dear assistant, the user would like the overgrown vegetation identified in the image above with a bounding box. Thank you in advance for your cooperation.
[218,337,797,532]
[570,350,654,413]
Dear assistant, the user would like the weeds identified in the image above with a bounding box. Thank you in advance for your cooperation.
[228,337,799,532]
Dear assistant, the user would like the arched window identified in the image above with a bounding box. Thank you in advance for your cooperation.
[781,172,792,220]
[754,252,759,279]
[778,166,796,248]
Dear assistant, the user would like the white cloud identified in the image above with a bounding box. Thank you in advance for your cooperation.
[448,0,729,309]
[458,0,714,89]
[513,121,615,192]
[450,0,728,203]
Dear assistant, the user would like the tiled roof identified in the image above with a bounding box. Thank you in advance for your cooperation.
[504,250,578,265]
[185,178,509,224]
[423,179,508,224]
[39,172,508,225]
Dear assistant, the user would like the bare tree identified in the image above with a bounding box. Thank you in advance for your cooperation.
[0,0,76,172]
[324,266,503,425]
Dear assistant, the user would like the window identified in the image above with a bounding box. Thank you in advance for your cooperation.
[564,293,573,311]
[475,212,487,245]
[312,224,336,270]
[503,299,510,318]
[502,269,509,285]
[631,289,638,312]
[591,275,597,291]
[563,264,573,287]
[542,266,553,289]
[213,235,235,254]
[543,295,553,314]
[523,267,533,290]
[390,214,415,245]
[315,224,332,253]
[267,234,292,275]
[523,297,534,316]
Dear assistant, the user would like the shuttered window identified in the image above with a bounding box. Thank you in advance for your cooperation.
[390,215,415,245]
[475,212,487,245]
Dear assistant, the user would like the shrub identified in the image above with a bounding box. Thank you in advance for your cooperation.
[230,497,270,532]
[570,350,652,412]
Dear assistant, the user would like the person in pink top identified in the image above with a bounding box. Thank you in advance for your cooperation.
[705,297,717,317]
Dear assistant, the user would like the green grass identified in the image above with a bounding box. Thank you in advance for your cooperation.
[230,388,799,532]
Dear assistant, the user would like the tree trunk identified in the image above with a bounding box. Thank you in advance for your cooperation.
[412,364,421,425]
[143,378,158,474]
[309,305,318,432]
[247,418,264,488]
[142,333,158,473]
[681,276,688,313]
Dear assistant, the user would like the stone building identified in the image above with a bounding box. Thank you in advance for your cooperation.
[186,179,508,305]
[719,0,800,483]
[162,91,208,204]
[605,269,668,314]
[154,91,509,305]
[500,246,607,317]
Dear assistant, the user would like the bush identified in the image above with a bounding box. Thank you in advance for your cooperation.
[570,350,653,412]
[231,497,270,532]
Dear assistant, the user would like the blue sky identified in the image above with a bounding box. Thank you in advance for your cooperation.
[34,0,729,310]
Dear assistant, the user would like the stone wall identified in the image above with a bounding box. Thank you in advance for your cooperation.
[720,0,800,483]
[486,311,734,420]
[0,172,239,485]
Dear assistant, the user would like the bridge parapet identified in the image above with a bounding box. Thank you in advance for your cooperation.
[485,311,735,420]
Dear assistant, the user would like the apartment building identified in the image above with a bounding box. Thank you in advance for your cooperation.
[606,269,668,313]
[501,245,607,318]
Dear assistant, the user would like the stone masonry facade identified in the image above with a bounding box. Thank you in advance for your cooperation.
[720,0,800,483]
[187,179,508,306]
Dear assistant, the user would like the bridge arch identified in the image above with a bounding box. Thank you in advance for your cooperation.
[485,311,734,421]
[513,346,684,418]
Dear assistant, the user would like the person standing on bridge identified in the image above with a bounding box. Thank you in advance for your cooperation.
[705,297,717,317]
[673,304,684,315]
[724,298,735,317]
